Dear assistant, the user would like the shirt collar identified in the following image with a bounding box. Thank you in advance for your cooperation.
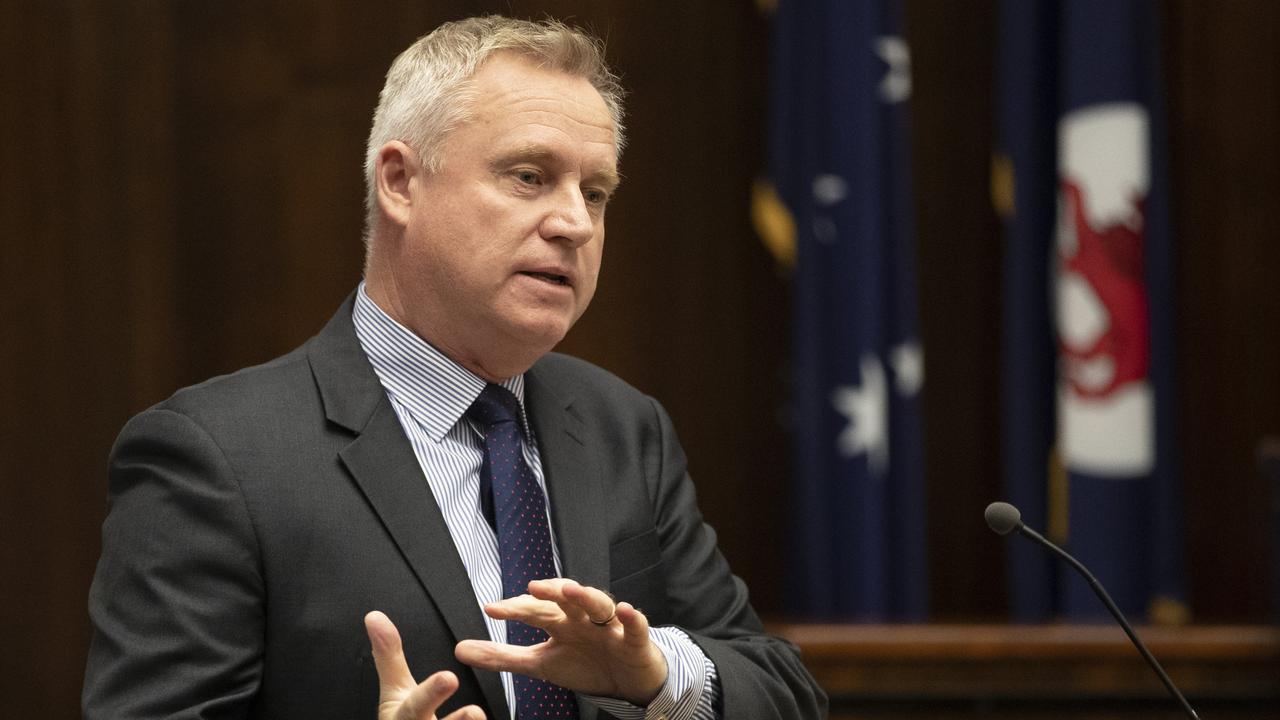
[351,282,530,442]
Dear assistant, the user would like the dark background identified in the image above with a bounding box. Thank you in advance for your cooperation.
[1,1,1276,717]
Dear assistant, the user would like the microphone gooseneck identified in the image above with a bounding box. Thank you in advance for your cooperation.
[984,501,1200,720]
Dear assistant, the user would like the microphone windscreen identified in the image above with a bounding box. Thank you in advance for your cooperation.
[985,501,1022,535]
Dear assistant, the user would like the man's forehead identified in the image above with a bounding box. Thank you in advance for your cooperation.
[470,54,611,123]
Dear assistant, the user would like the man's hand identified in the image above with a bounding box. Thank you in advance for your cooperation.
[454,579,668,706]
[364,611,487,720]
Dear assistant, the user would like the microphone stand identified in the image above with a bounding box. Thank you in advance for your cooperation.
[1014,522,1201,720]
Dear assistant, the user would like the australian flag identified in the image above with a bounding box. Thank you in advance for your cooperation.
[757,0,927,620]
[996,0,1187,622]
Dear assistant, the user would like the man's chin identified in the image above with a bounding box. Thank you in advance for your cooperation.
[507,317,574,353]
[472,313,574,373]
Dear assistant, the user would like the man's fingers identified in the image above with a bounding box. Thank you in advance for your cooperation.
[455,638,541,677]
[396,671,464,720]
[534,579,615,625]
[526,579,589,623]
[365,612,475,720]
[615,602,652,647]
[365,611,418,693]
[482,594,565,629]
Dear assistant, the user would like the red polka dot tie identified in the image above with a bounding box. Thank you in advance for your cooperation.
[467,384,580,719]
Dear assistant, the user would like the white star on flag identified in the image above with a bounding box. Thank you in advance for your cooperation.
[831,354,888,476]
[875,36,912,103]
[890,341,924,396]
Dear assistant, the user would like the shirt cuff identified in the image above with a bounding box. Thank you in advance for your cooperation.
[581,626,720,720]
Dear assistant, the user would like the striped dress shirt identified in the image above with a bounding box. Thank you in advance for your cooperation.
[352,285,719,720]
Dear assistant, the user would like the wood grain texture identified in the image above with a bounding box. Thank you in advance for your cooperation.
[777,624,1280,719]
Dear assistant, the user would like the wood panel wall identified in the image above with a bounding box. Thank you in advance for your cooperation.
[1163,0,1280,621]
[1,1,1276,717]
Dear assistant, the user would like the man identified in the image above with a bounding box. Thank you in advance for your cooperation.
[84,16,826,720]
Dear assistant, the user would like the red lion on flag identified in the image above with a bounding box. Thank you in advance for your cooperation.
[1057,179,1151,400]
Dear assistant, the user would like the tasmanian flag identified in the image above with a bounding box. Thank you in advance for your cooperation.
[996,0,1186,621]
[758,0,927,620]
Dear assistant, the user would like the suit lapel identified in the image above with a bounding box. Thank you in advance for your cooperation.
[525,363,607,720]
[309,296,508,717]
[525,363,610,595]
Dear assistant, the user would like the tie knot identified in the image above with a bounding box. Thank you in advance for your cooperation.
[466,384,521,428]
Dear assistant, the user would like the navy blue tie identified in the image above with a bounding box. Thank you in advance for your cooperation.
[467,384,579,719]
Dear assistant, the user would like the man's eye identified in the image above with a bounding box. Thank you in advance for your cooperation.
[584,189,609,206]
[515,170,541,185]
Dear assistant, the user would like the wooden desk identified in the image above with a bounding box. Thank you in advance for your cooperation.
[771,624,1280,719]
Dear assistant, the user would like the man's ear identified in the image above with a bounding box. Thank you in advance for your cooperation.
[375,141,419,228]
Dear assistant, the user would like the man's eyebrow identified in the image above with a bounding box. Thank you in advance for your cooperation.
[489,144,621,191]
[488,145,556,170]
[589,167,622,193]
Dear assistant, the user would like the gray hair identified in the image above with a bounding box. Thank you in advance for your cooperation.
[362,15,626,245]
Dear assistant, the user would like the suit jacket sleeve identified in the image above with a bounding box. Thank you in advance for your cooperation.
[640,396,827,719]
[83,407,265,719]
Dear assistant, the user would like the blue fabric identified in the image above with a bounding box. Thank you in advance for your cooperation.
[996,0,1062,623]
[767,0,928,620]
[468,384,579,719]
[997,0,1186,621]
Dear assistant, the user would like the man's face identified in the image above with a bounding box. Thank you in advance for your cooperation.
[383,52,619,379]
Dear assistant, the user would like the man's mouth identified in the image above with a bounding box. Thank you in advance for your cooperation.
[520,271,571,286]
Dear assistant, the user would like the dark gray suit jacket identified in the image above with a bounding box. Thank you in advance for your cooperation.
[84,296,826,719]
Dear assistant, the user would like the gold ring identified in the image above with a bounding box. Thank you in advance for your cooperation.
[590,604,617,626]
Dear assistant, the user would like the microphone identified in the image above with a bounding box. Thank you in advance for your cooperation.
[984,501,1200,720]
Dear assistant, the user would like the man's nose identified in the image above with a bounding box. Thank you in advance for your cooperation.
[540,187,593,247]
